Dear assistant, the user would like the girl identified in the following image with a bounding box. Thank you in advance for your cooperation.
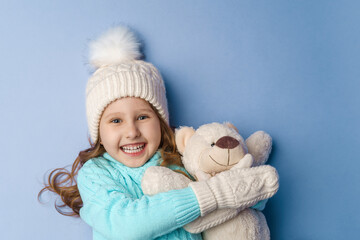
[39,26,279,240]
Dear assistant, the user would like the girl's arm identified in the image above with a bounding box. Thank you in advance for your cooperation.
[77,160,201,240]
[142,166,270,234]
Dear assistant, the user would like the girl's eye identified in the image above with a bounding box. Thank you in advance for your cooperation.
[211,143,215,147]
[111,119,121,123]
[138,115,148,120]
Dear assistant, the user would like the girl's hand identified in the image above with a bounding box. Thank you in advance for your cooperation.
[189,165,279,216]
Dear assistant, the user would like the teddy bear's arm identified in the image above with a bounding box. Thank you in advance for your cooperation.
[141,166,192,195]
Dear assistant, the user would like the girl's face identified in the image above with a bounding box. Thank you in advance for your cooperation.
[99,97,161,168]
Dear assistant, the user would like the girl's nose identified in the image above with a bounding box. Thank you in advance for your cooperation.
[126,123,141,139]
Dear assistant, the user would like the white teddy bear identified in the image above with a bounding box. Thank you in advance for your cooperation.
[142,122,276,240]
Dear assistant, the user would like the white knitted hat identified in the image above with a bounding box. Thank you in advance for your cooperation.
[86,26,169,143]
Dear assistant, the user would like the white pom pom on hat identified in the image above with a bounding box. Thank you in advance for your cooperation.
[89,26,142,69]
[85,26,169,143]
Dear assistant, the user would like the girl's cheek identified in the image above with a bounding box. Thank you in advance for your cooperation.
[99,125,114,144]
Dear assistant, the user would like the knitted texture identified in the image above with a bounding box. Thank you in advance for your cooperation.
[184,208,240,233]
[189,165,279,216]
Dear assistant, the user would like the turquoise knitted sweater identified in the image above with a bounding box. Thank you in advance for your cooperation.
[77,151,202,240]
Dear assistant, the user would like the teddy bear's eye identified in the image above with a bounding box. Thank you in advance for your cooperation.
[211,143,215,147]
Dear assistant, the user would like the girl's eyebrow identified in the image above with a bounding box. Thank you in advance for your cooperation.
[136,108,155,114]
[103,112,124,119]
[104,109,154,119]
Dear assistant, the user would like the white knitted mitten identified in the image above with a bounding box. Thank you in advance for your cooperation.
[189,165,279,216]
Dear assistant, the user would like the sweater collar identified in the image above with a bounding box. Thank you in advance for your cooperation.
[102,151,161,182]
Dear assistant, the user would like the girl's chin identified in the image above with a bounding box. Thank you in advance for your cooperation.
[118,151,149,168]
[122,157,148,168]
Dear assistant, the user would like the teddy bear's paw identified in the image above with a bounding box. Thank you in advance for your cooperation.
[232,153,254,170]
[141,166,192,195]
[246,131,272,166]
[195,170,212,181]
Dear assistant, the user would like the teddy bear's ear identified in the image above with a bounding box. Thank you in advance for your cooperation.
[175,127,196,154]
[224,122,239,133]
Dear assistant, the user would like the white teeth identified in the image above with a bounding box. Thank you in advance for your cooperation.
[121,144,145,153]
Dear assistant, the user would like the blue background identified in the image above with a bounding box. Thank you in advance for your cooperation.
[1,1,359,239]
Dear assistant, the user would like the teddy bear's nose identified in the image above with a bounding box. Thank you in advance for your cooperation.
[215,136,239,149]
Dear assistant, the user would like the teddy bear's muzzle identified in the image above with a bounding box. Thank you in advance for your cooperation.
[199,139,247,175]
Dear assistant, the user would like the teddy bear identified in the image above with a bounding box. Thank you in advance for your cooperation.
[142,122,275,240]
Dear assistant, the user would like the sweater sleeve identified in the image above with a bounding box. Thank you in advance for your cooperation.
[77,160,201,240]
[251,199,268,211]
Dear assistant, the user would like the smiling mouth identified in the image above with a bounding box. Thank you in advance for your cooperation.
[120,143,146,154]
[209,154,238,167]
